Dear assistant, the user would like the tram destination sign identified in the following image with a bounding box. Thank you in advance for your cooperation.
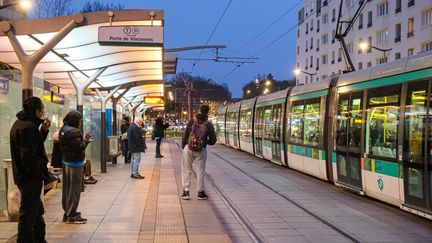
[98,26,163,47]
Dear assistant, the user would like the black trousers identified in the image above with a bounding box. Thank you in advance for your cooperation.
[156,138,162,155]
[17,180,46,243]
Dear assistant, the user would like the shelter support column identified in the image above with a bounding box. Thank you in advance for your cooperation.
[131,101,143,122]
[0,13,85,103]
[110,88,130,164]
[95,86,120,173]
[68,67,108,132]
[124,95,138,118]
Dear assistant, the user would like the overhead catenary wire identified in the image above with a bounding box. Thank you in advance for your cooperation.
[190,0,233,73]
[220,0,361,81]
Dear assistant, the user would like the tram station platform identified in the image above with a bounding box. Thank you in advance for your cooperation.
[1,139,432,243]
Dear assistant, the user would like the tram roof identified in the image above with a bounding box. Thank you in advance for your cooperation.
[0,10,177,107]
[337,50,432,88]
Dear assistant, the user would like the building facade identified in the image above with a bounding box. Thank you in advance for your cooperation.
[296,0,432,85]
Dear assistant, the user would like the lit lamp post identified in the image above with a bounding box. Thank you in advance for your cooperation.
[0,0,32,10]
[359,42,392,61]
[294,68,317,83]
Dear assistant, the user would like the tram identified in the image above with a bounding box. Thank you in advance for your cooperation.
[215,50,432,220]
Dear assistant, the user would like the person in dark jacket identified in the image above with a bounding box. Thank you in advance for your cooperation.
[59,111,91,224]
[180,104,217,200]
[10,96,51,243]
[51,131,62,168]
[152,117,169,158]
[120,116,131,163]
[128,117,145,179]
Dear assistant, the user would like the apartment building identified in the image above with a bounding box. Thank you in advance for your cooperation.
[295,0,432,85]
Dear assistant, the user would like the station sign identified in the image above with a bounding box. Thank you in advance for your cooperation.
[98,26,163,47]
[51,91,65,105]
[0,78,9,94]
[144,96,164,105]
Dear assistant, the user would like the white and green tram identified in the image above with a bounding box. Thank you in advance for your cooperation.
[216,50,432,219]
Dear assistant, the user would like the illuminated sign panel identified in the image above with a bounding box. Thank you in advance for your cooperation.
[144,96,164,105]
[98,26,163,47]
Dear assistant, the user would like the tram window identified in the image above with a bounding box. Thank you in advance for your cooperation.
[304,99,321,146]
[240,109,252,139]
[273,104,282,140]
[336,94,349,148]
[255,107,264,137]
[217,113,225,133]
[348,94,363,152]
[404,82,427,164]
[290,102,304,144]
[366,85,401,159]
[264,107,273,140]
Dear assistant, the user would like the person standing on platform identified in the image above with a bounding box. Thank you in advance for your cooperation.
[121,116,131,163]
[128,117,145,179]
[51,130,62,169]
[152,117,169,158]
[10,96,51,243]
[180,104,217,200]
[59,110,91,224]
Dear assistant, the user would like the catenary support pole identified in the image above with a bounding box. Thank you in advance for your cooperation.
[0,13,85,103]
[95,86,121,173]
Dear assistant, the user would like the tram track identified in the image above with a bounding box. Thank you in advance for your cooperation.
[174,140,361,243]
[211,151,363,243]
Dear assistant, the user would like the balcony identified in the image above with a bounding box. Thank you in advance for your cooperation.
[310,64,313,68]
[367,22,372,28]
[332,39,335,44]
[310,46,313,50]
[305,48,308,52]
[395,36,401,43]
[316,47,320,51]
[305,66,308,70]
[407,31,414,38]
[331,60,335,64]
[359,24,363,30]
[395,7,401,14]
[306,30,308,35]
[316,66,319,71]
[332,17,335,22]
[408,0,414,7]
[323,0,328,6]
[310,27,313,31]
[338,57,342,62]
[317,28,320,33]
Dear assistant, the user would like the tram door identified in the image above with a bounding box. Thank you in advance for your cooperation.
[403,80,431,210]
[255,107,264,156]
[335,92,363,189]
[271,104,282,161]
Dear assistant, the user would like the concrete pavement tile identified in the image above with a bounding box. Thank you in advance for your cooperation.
[231,236,254,243]
[304,235,353,243]
[222,223,246,230]
[251,222,292,230]
[295,228,342,236]
[225,229,251,238]
[259,229,301,237]
[265,236,310,243]
[188,234,232,243]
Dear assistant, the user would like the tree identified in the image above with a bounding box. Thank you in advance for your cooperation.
[242,73,295,99]
[33,0,74,18]
[81,1,125,13]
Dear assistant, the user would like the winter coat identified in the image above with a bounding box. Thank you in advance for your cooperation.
[59,111,89,162]
[9,110,50,185]
[152,120,169,138]
[128,123,145,153]
[120,118,129,140]
[181,114,217,149]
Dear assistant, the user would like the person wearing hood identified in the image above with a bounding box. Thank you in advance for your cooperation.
[152,117,169,158]
[59,110,91,224]
[10,96,51,243]
[180,104,216,200]
[120,116,131,163]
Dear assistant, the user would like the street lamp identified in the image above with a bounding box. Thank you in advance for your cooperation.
[246,89,251,94]
[0,0,32,10]
[265,80,271,86]
[294,68,317,82]
[359,42,392,59]
[263,88,269,94]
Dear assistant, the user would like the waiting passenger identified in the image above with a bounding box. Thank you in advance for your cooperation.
[51,130,62,169]
[10,96,51,243]
[152,117,169,158]
[128,117,145,179]
[121,116,131,164]
[181,104,217,200]
[59,110,91,224]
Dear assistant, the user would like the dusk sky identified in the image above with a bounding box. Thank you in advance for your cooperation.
[72,0,301,98]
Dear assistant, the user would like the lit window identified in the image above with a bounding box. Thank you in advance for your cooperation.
[376,29,389,45]
[408,48,414,56]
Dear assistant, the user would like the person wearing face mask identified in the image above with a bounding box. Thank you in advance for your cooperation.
[10,96,51,243]
[59,110,91,224]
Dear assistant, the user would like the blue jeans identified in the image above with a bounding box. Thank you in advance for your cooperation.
[131,152,141,176]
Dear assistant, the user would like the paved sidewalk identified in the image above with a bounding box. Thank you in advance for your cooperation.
[0,140,231,243]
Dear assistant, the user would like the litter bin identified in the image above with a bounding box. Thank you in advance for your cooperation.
[108,136,121,157]
[4,159,19,221]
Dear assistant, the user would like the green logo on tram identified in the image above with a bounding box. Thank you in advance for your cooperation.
[377,178,384,191]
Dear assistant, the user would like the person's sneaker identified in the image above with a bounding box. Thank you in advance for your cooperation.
[67,215,87,224]
[197,191,208,200]
[131,174,145,179]
[155,154,164,158]
[181,190,190,200]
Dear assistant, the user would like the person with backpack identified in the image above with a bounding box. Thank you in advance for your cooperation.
[180,104,217,200]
